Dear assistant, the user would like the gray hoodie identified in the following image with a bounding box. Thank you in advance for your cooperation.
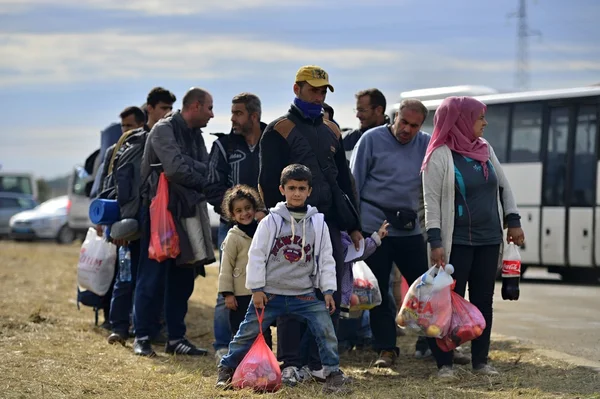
[245,202,337,296]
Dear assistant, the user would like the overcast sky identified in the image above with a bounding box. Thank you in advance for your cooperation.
[0,0,598,178]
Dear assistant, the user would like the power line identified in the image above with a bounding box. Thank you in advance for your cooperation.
[508,0,542,90]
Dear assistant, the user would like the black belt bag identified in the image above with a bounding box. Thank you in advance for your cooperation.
[361,198,417,231]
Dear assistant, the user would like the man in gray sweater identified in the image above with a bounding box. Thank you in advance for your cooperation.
[350,99,434,368]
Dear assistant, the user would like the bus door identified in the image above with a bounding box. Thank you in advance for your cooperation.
[542,100,599,268]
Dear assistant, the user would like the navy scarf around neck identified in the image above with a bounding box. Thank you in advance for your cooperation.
[293,97,323,120]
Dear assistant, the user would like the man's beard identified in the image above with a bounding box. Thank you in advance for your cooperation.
[233,121,252,135]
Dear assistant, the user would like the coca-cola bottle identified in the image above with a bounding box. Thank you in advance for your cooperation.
[501,241,521,301]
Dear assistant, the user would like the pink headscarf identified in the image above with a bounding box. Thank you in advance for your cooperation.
[421,96,490,179]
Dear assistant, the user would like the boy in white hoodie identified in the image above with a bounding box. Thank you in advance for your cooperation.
[216,164,351,395]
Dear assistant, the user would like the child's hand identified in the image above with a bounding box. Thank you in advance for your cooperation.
[378,220,390,239]
[324,294,336,315]
[224,295,238,311]
[252,291,268,309]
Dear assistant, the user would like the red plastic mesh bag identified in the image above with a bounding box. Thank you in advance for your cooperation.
[231,308,281,392]
[436,284,486,352]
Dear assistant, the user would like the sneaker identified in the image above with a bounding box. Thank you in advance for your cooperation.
[297,366,312,383]
[309,367,327,383]
[215,348,229,365]
[453,350,471,365]
[215,366,234,389]
[281,366,300,387]
[165,338,208,356]
[322,370,352,395]
[99,320,111,331]
[415,348,432,359]
[473,364,499,376]
[133,338,156,357]
[107,332,127,346]
[297,366,326,383]
[374,350,397,368]
[415,336,431,359]
[437,365,456,379]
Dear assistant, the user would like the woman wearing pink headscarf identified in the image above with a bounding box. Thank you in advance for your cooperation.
[421,96,525,379]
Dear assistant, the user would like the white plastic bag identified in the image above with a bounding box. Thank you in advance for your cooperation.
[77,227,117,296]
[349,261,382,311]
[396,265,455,338]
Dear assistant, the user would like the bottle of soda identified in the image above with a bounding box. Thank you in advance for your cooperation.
[118,245,132,283]
[501,241,521,301]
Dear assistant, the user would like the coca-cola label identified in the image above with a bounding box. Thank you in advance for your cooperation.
[502,260,521,277]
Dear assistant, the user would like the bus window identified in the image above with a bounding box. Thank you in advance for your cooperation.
[483,104,510,162]
[509,103,543,162]
[542,107,570,206]
[571,105,598,207]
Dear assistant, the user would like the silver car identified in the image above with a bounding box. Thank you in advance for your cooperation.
[9,195,76,244]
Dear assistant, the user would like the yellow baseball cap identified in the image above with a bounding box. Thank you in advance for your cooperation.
[295,65,334,92]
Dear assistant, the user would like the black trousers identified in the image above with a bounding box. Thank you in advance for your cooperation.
[429,244,500,368]
[364,234,437,354]
[276,223,344,370]
[229,295,272,349]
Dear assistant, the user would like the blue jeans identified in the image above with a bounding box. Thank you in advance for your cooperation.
[220,293,340,375]
[213,221,232,351]
[133,206,195,341]
[109,239,140,336]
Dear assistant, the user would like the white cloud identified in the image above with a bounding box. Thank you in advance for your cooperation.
[0,31,401,86]
[0,0,316,15]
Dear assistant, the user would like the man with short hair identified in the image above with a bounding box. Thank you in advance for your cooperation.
[205,92,268,361]
[133,87,214,357]
[342,88,388,159]
[145,87,177,129]
[259,65,360,385]
[90,88,176,198]
[350,98,437,368]
[97,106,146,345]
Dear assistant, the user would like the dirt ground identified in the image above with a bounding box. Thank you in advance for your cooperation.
[0,241,598,398]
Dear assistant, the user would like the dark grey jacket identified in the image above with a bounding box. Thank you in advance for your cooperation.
[140,111,209,202]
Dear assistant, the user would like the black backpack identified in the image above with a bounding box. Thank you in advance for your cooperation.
[100,129,148,220]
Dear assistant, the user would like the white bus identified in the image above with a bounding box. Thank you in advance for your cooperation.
[388,85,600,282]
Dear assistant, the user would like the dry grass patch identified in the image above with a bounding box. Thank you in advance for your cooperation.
[0,241,598,398]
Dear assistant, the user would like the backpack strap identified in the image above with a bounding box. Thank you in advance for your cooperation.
[107,128,138,175]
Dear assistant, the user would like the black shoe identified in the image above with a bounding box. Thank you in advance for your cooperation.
[133,339,156,357]
[165,338,208,356]
[216,366,234,389]
[323,370,352,395]
[99,320,111,331]
[107,332,127,346]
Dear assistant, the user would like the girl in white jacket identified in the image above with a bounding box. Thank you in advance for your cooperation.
[217,185,272,348]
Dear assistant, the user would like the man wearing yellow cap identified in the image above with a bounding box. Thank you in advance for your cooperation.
[258,65,361,386]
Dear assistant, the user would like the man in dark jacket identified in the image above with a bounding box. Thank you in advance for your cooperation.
[133,87,214,357]
[205,92,267,361]
[258,65,361,385]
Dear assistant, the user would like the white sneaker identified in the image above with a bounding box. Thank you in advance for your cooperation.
[473,364,499,376]
[305,367,326,383]
[281,366,300,387]
[437,366,457,379]
[214,348,228,365]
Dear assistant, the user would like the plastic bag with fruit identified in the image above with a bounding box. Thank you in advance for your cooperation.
[436,282,486,352]
[396,264,454,338]
[349,261,382,311]
[231,308,282,392]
